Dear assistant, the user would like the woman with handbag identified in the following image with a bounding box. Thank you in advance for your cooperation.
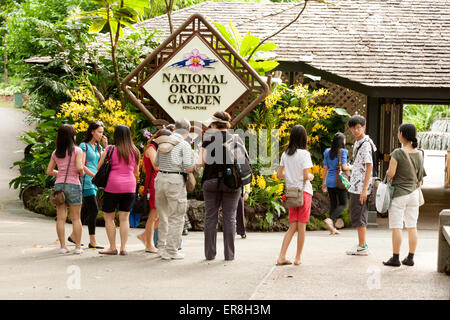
[322,132,353,235]
[69,121,107,249]
[383,123,426,267]
[46,124,85,254]
[97,125,140,256]
[276,125,314,266]
[137,128,172,253]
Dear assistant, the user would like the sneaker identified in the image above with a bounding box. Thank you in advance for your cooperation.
[59,248,70,254]
[158,248,166,257]
[401,257,414,266]
[161,251,185,260]
[383,257,401,267]
[346,244,369,256]
[170,252,185,260]
[161,251,172,260]
[73,248,83,255]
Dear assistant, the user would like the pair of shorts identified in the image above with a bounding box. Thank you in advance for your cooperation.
[388,189,420,229]
[349,193,368,227]
[54,183,82,205]
[102,192,136,213]
[288,192,312,223]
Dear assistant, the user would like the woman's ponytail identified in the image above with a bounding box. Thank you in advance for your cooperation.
[399,123,418,148]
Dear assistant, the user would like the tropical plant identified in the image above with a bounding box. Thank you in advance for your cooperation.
[246,82,350,165]
[67,0,149,104]
[403,104,450,132]
[248,166,286,230]
[211,20,279,75]
[57,86,136,138]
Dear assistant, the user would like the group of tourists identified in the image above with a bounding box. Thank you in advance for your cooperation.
[47,112,425,267]
[275,115,425,267]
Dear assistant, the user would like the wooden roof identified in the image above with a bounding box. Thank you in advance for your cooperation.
[96,0,450,89]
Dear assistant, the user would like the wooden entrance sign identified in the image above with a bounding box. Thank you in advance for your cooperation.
[121,14,269,128]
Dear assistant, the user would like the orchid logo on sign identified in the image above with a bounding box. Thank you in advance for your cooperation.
[142,34,248,122]
[169,49,217,71]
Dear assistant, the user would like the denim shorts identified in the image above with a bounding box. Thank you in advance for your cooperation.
[54,183,82,206]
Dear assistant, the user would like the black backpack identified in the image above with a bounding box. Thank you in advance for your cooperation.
[221,135,252,189]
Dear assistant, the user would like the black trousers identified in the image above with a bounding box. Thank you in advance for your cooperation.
[328,187,348,225]
[81,195,99,235]
[203,179,241,261]
[236,196,246,236]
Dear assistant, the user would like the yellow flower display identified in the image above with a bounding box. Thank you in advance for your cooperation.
[256,175,266,190]
[271,172,278,181]
[57,87,136,136]
[311,164,321,175]
[276,183,284,195]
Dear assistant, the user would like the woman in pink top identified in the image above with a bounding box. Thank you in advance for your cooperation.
[97,125,140,256]
[46,124,85,254]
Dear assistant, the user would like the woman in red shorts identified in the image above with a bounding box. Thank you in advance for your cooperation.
[137,129,172,253]
[276,125,315,266]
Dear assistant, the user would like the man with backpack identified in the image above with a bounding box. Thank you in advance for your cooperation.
[198,111,251,261]
[346,115,377,256]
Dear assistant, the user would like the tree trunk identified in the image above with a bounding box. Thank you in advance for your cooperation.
[247,0,310,62]
[4,50,7,84]
[3,22,7,84]
[165,0,175,34]
[107,5,125,106]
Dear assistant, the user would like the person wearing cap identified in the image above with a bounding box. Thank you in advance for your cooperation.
[198,111,245,261]
[154,119,194,260]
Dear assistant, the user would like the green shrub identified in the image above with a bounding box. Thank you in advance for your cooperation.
[306,216,327,231]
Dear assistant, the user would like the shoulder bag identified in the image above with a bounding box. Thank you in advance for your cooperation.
[92,146,114,188]
[285,180,306,208]
[401,148,425,206]
[336,148,351,190]
[50,151,73,206]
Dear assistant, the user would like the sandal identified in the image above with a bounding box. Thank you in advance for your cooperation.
[99,249,118,255]
[119,250,128,256]
[276,260,292,266]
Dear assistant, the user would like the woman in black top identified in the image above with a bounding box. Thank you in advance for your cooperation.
[198,111,244,261]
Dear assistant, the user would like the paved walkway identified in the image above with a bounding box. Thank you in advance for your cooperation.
[0,106,449,300]
[0,199,449,300]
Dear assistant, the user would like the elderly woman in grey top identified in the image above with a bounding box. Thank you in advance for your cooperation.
[383,123,426,267]
[154,119,194,260]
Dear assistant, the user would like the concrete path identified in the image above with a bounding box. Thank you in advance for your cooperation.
[0,106,449,300]
[0,199,449,300]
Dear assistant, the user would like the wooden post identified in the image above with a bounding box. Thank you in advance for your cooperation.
[438,209,450,273]
[445,151,450,188]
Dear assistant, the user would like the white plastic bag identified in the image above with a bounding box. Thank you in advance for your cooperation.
[376,176,394,213]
